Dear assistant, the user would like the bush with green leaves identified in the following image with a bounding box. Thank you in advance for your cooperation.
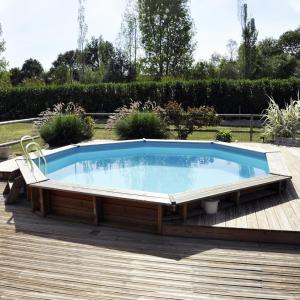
[164,101,219,140]
[38,102,95,147]
[262,95,300,140]
[106,100,164,130]
[1,79,299,120]
[115,111,168,139]
[215,129,232,142]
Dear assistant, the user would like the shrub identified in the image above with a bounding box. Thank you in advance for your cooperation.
[115,111,168,139]
[215,129,232,142]
[165,101,219,140]
[164,101,193,140]
[106,100,164,130]
[1,79,299,120]
[262,95,300,140]
[38,102,95,146]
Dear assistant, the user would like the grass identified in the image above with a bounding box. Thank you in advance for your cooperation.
[0,121,263,157]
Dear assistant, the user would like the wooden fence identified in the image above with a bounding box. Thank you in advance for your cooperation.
[0,113,264,147]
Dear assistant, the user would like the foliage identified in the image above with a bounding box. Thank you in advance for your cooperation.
[262,95,300,140]
[115,111,168,139]
[21,58,44,80]
[278,27,300,59]
[9,59,44,85]
[0,71,11,88]
[106,99,164,130]
[50,50,79,82]
[239,3,258,79]
[1,79,300,120]
[40,113,94,146]
[164,101,193,139]
[117,0,139,77]
[187,106,219,127]
[0,24,7,72]
[164,101,218,140]
[85,36,114,70]
[103,48,134,82]
[47,65,73,85]
[35,101,86,128]
[77,0,88,73]
[215,129,232,143]
[37,101,94,146]
[138,0,194,78]
[19,78,45,87]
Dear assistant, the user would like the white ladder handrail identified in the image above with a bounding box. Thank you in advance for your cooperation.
[20,136,47,175]
[25,142,47,175]
[20,135,35,165]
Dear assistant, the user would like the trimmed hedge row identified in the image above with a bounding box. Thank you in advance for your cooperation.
[0,79,299,120]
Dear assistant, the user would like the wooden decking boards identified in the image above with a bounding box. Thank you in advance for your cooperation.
[163,144,300,243]
[0,191,300,299]
[0,143,300,298]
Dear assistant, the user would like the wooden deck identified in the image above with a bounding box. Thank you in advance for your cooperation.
[164,143,300,243]
[0,143,300,299]
[0,183,300,299]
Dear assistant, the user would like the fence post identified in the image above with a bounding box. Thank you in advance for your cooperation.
[249,115,253,142]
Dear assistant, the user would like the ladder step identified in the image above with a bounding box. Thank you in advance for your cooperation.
[4,175,25,205]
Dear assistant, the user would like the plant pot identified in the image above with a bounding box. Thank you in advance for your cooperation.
[0,146,10,159]
[203,198,219,214]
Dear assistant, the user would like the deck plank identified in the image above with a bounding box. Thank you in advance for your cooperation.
[0,142,300,299]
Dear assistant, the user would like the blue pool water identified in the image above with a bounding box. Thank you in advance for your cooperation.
[37,142,269,194]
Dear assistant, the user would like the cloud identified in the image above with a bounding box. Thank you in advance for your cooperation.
[289,0,300,13]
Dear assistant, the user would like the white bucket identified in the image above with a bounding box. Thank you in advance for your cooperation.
[203,198,219,214]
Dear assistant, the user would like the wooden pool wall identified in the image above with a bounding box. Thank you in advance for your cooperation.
[28,186,165,233]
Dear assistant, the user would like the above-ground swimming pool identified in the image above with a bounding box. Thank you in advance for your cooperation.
[25,140,289,233]
[43,141,269,194]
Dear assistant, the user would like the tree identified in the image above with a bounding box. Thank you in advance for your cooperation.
[257,38,282,57]
[77,0,88,73]
[0,23,7,72]
[51,50,79,81]
[118,0,139,79]
[103,48,132,82]
[226,39,238,61]
[85,36,114,70]
[138,0,195,78]
[219,59,239,79]
[9,67,23,85]
[279,27,300,59]
[238,3,258,79]
[255,37,298,79]
[47,65,72,85]
[20,58,44,80]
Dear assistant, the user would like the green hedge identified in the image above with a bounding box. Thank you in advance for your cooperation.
[0,79,299,120]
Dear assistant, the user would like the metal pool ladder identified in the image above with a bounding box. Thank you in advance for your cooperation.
[20,135,47,175]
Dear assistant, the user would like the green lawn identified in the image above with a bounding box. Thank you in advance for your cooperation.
[0,121,263,157]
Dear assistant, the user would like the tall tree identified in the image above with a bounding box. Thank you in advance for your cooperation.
[103,48,132,82]
[118,0,139,78]
[0,23,7,72]
[226,39,238,61]
[238,2,258,79]
[85,36,114,70]
[138,0,195,78]
[0,23,10,87]
[77,0,88,73]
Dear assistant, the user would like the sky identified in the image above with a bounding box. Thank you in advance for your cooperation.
[0,0,299,70]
